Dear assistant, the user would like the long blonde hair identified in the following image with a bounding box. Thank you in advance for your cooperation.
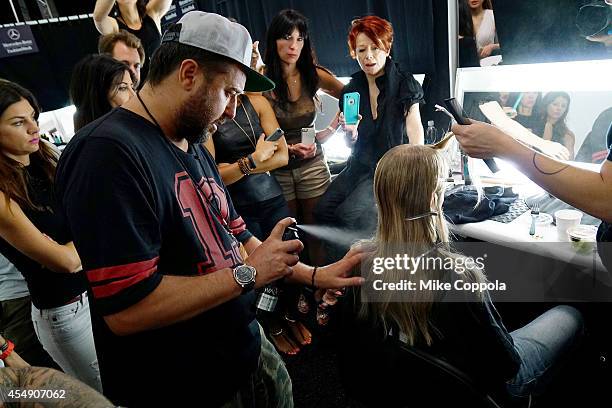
[359,144,486,346]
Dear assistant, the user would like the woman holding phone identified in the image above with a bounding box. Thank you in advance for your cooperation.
[262,9,343,234]
[314,15,424,242]
[206,94,289,244]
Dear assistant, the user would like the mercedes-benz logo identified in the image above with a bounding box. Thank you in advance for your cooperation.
[7,28,20,41]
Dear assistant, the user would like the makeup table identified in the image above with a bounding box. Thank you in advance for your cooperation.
[447,160,607,273]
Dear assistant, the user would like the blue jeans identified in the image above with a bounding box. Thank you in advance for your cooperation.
[314,162,377,232]
[237,195,290,241]
[506,305,584,399]
[31,292,102,392]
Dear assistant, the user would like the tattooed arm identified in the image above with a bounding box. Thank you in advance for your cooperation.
[0,335,28,369]
[0,367,112,407]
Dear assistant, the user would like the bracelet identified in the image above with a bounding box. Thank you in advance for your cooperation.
[237,158,246,175]
[326,125,336,133]
[247,154,257,169]
[0,340,14,361]
[311,266,318,290]
[237,157,252,175]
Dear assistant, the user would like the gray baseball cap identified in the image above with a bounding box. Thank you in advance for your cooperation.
[161,11,274,92]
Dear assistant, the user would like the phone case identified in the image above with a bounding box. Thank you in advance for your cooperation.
[343,92,360,125]
[265,128,284,142]
[301,127,316,145]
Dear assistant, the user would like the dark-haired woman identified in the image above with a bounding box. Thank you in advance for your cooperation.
[0,80,101,391]
[262,9,343,241]
[467,0,500,60]
[535,92,576,160]
[514,91,542,132]
[93,0,172,82]
[70,54,136,131]
[314,16,424,242]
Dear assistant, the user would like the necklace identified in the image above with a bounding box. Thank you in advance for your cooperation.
[135,91,235,239]
[286,71,300,84]
[231,102,257,150]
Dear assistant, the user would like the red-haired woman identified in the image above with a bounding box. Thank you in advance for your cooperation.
[314,15,424,240]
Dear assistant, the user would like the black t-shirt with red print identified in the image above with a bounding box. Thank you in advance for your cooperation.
[56,108,258,407]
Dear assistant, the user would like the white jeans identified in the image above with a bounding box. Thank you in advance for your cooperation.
[31,292,102,392]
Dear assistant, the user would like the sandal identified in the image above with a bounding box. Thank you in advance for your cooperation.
[268,326,300,355]
[285,314,312,346]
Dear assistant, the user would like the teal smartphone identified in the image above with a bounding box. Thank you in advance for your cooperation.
[343,92,360,125]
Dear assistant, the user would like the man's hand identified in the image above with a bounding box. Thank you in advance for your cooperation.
[314,243,370,289]
[244,218,303,288]
[451,120,514,159]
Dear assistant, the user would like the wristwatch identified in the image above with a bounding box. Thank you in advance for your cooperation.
[232,264,257,294]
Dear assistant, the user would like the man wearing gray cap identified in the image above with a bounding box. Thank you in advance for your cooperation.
[56,11,364,407]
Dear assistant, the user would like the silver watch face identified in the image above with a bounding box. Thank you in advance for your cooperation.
[234,265,255,285]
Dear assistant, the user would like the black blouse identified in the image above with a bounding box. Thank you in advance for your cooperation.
[213,96,283,206]
[0,162,86,309]
[533,121,566,144]
[340,58,424,171]
[515,113,541,133]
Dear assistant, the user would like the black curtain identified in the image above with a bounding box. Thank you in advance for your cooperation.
[1,0,450,118]
[196,0,447,130]
[0,19,100,111]
[196,0,436,77]
[423,0,452,137]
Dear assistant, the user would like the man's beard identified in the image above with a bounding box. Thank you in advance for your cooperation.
[175,84,219,144]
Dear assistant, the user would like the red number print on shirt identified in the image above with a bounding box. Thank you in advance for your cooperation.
[174,171,241,274]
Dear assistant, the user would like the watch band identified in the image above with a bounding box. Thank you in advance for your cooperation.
[247,154,257,169]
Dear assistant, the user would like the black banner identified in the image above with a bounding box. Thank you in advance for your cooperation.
[0,25,39,58]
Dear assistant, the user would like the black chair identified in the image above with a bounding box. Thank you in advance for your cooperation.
[336,320,514,408]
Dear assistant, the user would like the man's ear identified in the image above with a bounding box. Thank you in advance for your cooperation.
[177,59,202,91]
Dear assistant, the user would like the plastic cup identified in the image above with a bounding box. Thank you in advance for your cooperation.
[554,209,583,241]
[567,225,598,254]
